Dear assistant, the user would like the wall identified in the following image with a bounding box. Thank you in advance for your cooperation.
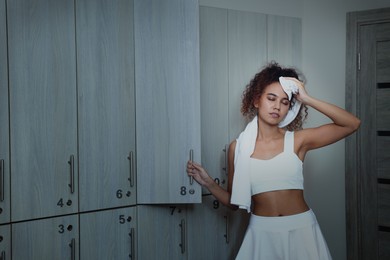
[199,0,390,259]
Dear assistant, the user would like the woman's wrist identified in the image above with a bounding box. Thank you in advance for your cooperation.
[203,176,218,189]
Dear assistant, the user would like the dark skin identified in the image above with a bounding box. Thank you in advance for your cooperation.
[187,78,360,216]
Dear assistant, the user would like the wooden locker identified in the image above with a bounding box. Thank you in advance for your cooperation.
[80,206,137,259]
[77,0,137,212]
[8,0,78,222]
[134,0,201,204]
[0,0,10,224]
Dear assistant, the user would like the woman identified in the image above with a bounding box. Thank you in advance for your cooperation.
[187,62,360,259]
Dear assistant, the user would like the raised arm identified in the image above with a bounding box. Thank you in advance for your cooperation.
[187,141,238,210]
[288,78,361,159]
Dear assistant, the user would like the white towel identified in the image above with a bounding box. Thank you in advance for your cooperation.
[230,116,258,212]
[278,77,302,128]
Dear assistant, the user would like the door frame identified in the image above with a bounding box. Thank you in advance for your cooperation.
[346,7,390,260]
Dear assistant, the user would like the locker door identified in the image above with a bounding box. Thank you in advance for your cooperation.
[135,0,201,204]
[199,6,230,194]
[80,207,137,259]
[8,0,78,221]
[77,0,136,212]
[0,0,10,224]
[12,215,79,260]
[228,9,267,140]
[137,205,187,259]
[0,225,10,260]
[267,15,302,70]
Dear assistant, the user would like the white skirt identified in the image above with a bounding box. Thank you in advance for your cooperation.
[235,209,332,260]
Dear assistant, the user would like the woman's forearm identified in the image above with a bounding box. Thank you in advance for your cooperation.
[203,178,238,210]
[303,95,360,132]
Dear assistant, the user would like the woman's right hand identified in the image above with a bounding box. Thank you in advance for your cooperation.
[186,161,214,187]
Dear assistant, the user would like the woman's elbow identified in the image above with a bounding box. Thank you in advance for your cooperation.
[351,117,361,133]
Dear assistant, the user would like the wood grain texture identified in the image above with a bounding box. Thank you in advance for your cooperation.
[76,0,136,212]
[135,0,201,203]
[378,184,390,227]
[0,0,10,224]
[228,10,267,140]
[0,225,10,259]
[379,231,390,259]
[346,10,390,259]
[359,23,379,260]
[187,195,231,260]
[345,10,361,260]
[267,15,302,70]
[377,136,390,179]
[199,6,229,193]
[137,205,187,259]
[80,207,137,259]
[8,0,78,222]
[12,215,79,259]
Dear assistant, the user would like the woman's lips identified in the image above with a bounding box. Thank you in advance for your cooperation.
[270,113,280,118]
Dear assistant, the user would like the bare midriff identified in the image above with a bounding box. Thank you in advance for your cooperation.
[252,189,309,217]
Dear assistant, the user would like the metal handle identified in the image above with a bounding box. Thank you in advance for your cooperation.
[179,219,186,254]
[127,152,134,187]
[1,250,5,260]
[69,238,75,260]
[224,215,229,244]
[129,228,135,259]
[189,150,194,185]
[68,155,75,194]
[0,159,4,202]
[222,145,228,173]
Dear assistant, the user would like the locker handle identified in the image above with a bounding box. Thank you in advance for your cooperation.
[127,152,134,187]
[189,150,194,185]
[222,145,228,173]
[1,250,5,260]
[129,227,135,259]
[179,219,186,254]
[69,238,75,260]
[68,155,75,194]
[224,215,229,244]
[0,159,4,202]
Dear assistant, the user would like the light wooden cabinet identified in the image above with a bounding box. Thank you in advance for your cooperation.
[227,9,268,139]
[137,205,187,259]
[199,7,268,193]
[187,195,231,260]
[8,0,78,222]
[76,0,136,212]
[267,15,302,69]
[0,0,10,224]
[199,7,229,194]
[80,206,137,259]
[0,225,10,260]
[2,1,302,259]
[187,195,250,260]
[12,215,79,260]
[134,0,201,204]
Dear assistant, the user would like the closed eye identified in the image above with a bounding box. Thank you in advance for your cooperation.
[267,94,290,106]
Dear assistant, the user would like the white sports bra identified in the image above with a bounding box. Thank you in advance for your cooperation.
[249,131,303,195]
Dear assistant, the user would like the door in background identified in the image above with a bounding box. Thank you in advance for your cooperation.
[346,8,390,260]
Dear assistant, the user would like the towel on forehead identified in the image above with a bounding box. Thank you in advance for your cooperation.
[278,77,302,128]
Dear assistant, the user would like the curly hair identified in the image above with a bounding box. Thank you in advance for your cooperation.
[241,61,308,131]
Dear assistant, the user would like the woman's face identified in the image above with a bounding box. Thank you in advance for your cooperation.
[254,82,290,125]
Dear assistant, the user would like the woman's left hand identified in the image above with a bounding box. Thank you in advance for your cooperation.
[284,77,310,103]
